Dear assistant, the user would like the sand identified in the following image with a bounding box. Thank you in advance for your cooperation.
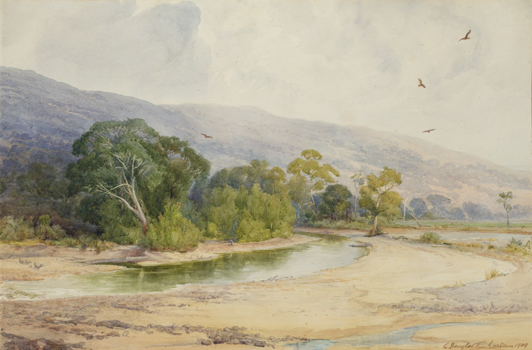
[1,228,531,349]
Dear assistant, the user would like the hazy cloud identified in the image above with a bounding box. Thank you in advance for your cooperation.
[1,0,530,170]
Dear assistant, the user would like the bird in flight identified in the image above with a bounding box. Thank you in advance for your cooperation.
[201,133,213,138]
[423,129,435,133]
[459,30,471,42]
[418,79,426,88]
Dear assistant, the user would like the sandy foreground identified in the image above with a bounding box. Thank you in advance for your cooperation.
[1,229,531,350]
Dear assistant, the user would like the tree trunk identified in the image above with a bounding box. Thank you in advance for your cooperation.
[370,198,381,236]
[371,215,379,236]
[354,193,358,220]
[507,210,510,228]
[310,189,318,214]
[403,205,406,227]
[410,212,423,227]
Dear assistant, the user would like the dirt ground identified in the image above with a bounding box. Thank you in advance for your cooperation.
[1,228,531,349]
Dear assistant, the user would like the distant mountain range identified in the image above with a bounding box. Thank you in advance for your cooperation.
[1,66,531,213]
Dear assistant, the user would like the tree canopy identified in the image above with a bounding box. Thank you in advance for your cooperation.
[287,149,339,215]
[67,119,210,236]
[359,167,402,236]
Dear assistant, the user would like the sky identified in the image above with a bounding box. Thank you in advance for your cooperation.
[1,0,531,171]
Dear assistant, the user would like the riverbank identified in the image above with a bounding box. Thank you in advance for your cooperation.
[0,234,318,283]
[1,228,531,349]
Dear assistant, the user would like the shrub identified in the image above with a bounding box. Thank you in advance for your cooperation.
[0,216,36,241]
[503,238,531,257]
[485,268,504,280]
[147,203,203,251]
[419,232,442,244]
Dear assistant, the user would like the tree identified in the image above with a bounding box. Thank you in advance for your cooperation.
[318,184,352,221]
[287,150,340,214]
[359,167,402,236]
[426,194,452,218]
[350,171,365,219]
[67,119,209,237]
[17,162,57,200]
[497,192,513,228]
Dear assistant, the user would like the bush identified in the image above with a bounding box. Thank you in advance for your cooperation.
[485,268,504,280]
[503,238,531,257]
[0,216,36,241]
[147,203,203,251]
[419,232,442,244]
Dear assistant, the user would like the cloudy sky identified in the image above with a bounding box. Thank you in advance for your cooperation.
[1,0,531,171]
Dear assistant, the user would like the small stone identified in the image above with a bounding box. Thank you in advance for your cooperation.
[201,339,212,346]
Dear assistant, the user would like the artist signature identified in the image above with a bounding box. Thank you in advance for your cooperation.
[444,342,528,349]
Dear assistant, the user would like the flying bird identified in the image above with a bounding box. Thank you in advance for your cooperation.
[459,30,471,42]
[423,129,435,133]
[418,79,426,88]
[201,133,213,138]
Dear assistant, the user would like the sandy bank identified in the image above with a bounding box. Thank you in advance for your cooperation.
[0,234,317,282]
[1,228,531,349]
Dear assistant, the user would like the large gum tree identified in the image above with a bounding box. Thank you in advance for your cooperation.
[67,119,209,235]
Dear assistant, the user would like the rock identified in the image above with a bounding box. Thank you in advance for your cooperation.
[253,340,267,347]
[200,339,212,346]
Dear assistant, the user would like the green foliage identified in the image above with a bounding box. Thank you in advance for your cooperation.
[287,149,339,216]
[419,232,442,244]
[358,167,402,236]
[67,119,210,236]
[237,184,295,242]
[0,216,36,241]
[318,184,352,221]
[503,237,531,257]
[0,178,7,195]
[98,199,141,244]
[146,203,203,251]
[38,215,50,226]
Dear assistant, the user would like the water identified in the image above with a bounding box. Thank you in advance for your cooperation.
[1,234,366,299]
[288,322,482,349]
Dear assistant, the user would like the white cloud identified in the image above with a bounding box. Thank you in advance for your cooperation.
[1,0,530,170]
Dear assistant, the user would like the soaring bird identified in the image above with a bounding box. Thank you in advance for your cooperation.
[423,129,435,133]
[459,30,471,42]
[201,133,213,138]
[418,79,426,88]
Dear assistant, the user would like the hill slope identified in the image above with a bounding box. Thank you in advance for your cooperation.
[1,66,531,213]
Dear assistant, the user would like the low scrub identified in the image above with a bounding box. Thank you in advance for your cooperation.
[419,232,442,244]
[485,267,504,280]
[145,204,203,252]
[503,237,532,257]
[0,215,111,253]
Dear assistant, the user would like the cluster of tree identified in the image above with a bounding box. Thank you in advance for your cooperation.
[187,160,295,242]
[6,118,527,249]
[402,191,527,227]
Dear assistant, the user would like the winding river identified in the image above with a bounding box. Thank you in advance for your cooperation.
[1,233,367,299]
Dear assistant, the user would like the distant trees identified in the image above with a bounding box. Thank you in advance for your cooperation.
[359,167,402,236]
[287,149,339,216]
[497,192,513,228]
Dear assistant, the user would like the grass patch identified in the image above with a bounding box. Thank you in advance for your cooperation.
[442,281,465,288]
[485,267,505,280]
[419,232,442,244]
[443,240,486,250]
[502,237,532,258]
